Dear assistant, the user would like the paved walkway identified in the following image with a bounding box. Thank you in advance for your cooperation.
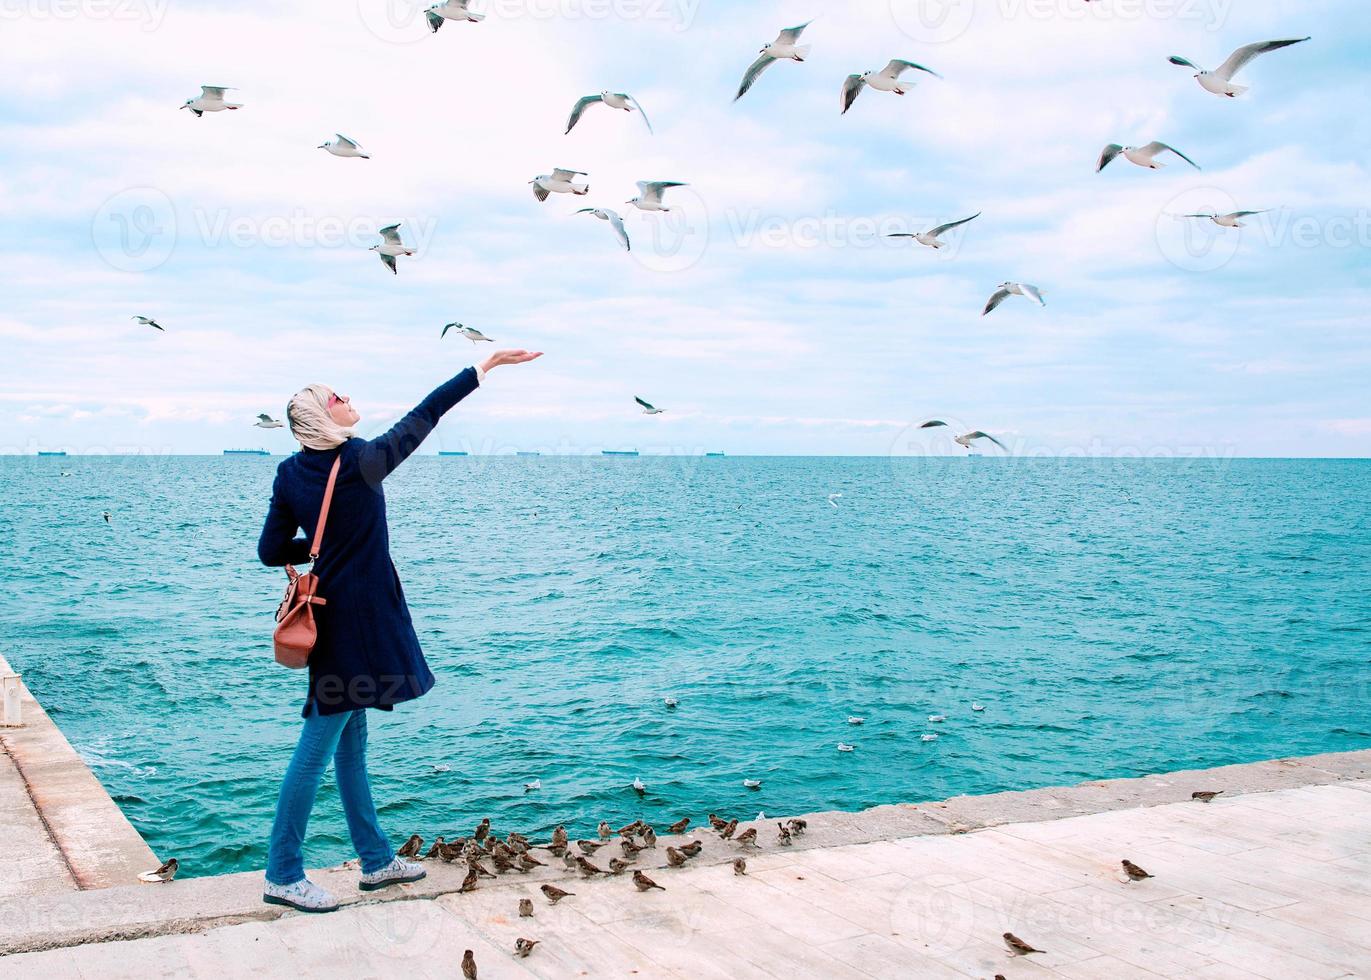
[0,736,74,898]
[5,772,1369,978]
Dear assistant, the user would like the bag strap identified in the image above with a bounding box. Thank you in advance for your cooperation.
[309,456,342,563]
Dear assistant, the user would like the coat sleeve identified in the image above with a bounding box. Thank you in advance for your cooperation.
[358,368,479,482]
[258,471,312,567]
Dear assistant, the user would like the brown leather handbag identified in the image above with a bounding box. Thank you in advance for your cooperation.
[273,456,341,669]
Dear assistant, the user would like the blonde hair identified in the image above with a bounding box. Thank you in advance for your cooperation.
[287,383,355,450]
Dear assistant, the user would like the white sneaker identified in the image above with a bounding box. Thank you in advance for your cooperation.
[263,877,340,913]
[359,856,427,892]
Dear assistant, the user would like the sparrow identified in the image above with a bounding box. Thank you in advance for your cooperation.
[641,826,657,848]
[458,868,480,893]
[679,840,703,858]
[665,846,687,867]
[562,850,578,871]
[632,870,665,892]
[1191,791,1222,803]
[734,828,758,847]
[514,938,539,959]
[492,853,517,874]
[621,838,645,857]
[474,818,491,842]
[578,839,608,855]
[787,818,808,835]
[598,820,613,840]
[733,858,747,876]
[708,814,729,832]
[576,856,607,876]
[1003,932,1044,955]
[508,831,531,848]
[468,856,497,878]
[518,898,534,917]
[777,823,793,846]
[719,819,738,840]
[438,841,464,863]
[1121,859,1153,881]
[618,820,643,836]
[517,853,545,872]
[608,857,634,875]
[551,825,569,849]
[541,883,574,904]
[397,834,423,859]
[668,817,691,834]
[461,949,477,979]
[138,858,178,883]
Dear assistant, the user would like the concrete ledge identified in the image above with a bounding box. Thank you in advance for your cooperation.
[0,655,159,892]
[2,747,1367,958]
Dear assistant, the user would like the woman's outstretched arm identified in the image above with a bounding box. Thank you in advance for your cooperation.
[258,471,312,566]
[359,350,542,482]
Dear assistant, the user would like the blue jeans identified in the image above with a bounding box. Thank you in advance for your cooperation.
[266,707,394,885]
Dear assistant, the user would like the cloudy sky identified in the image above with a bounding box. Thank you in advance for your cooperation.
[2,0,1367,457]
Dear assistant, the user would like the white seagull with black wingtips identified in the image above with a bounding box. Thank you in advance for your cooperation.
[627,181,687,212]
[1098,142,1201,172]
[425,0,483,32]
[842,59,941,114]
[369,224,415,275]
[566,91,652,134]
[1169,37,1310,98]
[735,20,814,101]
[181,86,240,116]
[531,168,590,201]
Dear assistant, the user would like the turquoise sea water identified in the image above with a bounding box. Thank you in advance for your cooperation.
[2,455,1369,879]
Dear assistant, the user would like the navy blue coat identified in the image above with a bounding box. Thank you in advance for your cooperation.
[258,368,479,716]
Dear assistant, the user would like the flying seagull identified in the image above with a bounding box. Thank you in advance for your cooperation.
[1097,141,1200,172]
[983,281,1045,315]
[576,208,631,251]
[827,492,842,508]
[131,315,164,332]
[566,91,652,134]
[955,431,1007,450]
[426,0,484,31]
[369,223,414,274]
[1184,209,1269,228]
[255,414,283,429]
[531,168,590,202]
[627,180,687,212]
[887,212,980,249]
[842,59,941,114]
[735,20,813,101]
[443,323,493,343]
[1169,37,1310,98]
[180,86,240,116]
[318,134,370,158]
[635,396,664,415]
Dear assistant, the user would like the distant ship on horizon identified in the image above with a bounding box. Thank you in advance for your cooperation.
[223,449,270,456]
[516,451,541,457]
[602,449,639,457]
[37,450,68,457]
[438,451,469,457]
[705,451,726,457]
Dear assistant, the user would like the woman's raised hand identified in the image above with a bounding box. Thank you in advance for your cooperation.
[480,350,544,373]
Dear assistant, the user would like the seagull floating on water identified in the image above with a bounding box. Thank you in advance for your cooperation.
[318,134,369,158]
[524,779,541,792]
[735,21,813,101]
[663,696,678,708]
[1097,142,1200,173]
[983,282,1045,315]
[632,777,647,796]
[887,212,980,250]
[255,414,283,429]
[847,716,864,725]
[928,715,946,723]
[635,396,664,415]
[426,0,484,31]
[369,224,414,275]
[531,168,590,201]
[920,733,939,742]
[576,208,631,251]
[842,60,941,114]
[1169,37,1310,98]
[443,323,493,343]
[1184,209,1269,228]
[837,742,855,752]
[743,779,762,789]
[566,91,652,134]
[132,315,164,332]
[971,703,985,712]
[627,180,687,212]
[181,86,240,116]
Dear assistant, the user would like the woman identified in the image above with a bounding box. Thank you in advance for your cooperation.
[257,349,541,912]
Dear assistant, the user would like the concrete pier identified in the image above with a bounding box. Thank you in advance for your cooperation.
[1,740,1368,978]
[0,654,159,895]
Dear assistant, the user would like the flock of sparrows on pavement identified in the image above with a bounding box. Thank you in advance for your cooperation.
[123,10,1310,454]
[138,789,1230,972]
